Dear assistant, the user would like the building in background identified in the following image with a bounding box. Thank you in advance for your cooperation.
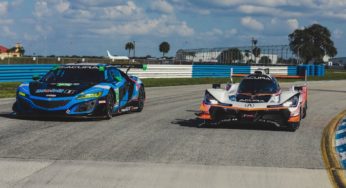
[0,43,24,59]
[330,57,346,66]
[176,45,293,64]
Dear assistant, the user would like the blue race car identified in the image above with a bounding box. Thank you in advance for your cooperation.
[12,63,146,119]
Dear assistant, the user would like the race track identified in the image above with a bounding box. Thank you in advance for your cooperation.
[1,80,346,187]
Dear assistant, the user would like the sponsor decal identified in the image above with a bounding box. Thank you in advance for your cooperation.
[46,94,56,97]
[36,89,65,93]
[64,89,76,94]
[63,65,99,69]
[57,83,73,87]
[246,76,271,80]
[239,99,265,103]
[245,103,255,108]
[36,88,75,94]
[98,100,106,104]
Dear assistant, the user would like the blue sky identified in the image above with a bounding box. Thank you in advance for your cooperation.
[1,0,346,57]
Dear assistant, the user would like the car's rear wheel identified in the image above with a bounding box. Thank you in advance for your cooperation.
[302,102,307,119]
[134,86,145,112]
[105,91,115,119]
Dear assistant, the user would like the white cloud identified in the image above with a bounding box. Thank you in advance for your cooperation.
[241,17,264,31]
[0,19,13,25]
[287,19,299,30]
[103,1,141,19]
[11,0,23,7]
[35,25,53,38]
[333,29,343,39]
[151,0,174,14]
[1,26,16,38]
[34,0,51,18]
[203,28,237,37]
[237,5,302,17]
[0,1,8,15]
[56,0,70,13]
[225,28,238,36]
[91,15,194,37]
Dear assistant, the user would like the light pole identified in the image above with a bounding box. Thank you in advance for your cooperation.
[296,45,303,64]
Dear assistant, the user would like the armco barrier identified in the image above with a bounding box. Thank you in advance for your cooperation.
[0,64,324,82]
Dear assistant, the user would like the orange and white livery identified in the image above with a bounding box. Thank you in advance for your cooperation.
[197,69,308,132]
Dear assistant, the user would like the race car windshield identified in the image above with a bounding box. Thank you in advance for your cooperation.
[238,78,278,94]
[41,68,105,83]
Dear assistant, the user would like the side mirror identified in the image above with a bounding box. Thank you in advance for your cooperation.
[32,75,41,81]
[212,83,221,89]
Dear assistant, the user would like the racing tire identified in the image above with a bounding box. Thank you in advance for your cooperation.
[134,86,145,112]
[104,91,115,120]
[302,102,307,119]
[286,122,300,132]
[12,102,23,116]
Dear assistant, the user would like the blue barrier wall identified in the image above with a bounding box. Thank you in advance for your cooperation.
[0,64,325,82]
[0,64,56,82]
[191,65,251,78]
[287,66,298,76]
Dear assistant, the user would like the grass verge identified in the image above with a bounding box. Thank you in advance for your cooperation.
[1,70,346,98]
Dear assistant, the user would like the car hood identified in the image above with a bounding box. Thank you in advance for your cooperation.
[29,82,98,97]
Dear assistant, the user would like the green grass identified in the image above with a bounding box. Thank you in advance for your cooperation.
[0,82,20,98]
[1,70,346,98]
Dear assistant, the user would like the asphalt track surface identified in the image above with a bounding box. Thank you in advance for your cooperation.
[0,80,346,187]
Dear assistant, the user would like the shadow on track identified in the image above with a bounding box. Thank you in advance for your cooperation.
[0,112,107,122]
[172,118,287,132]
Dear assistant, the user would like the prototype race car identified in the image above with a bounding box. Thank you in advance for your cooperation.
[197,69,308,131]
[12,63,146,119]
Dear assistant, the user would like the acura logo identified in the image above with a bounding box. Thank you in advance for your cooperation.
[245,103,254,108]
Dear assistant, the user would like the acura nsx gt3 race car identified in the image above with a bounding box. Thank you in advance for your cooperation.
[12,63,146,119]
[197,69,307,131]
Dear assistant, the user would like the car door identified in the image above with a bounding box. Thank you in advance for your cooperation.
[109,68,128,107]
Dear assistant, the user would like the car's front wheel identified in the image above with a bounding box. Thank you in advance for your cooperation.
[104,91,115,119]
[286,122,300,132]
[134,86,145,112]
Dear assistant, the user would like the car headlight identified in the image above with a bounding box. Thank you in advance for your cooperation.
[77,91,102,99]
[270,94,280,103]
[204,91,218,105]
[18,91,26,97]
[282,95,299,107]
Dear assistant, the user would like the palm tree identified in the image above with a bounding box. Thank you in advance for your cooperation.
[159,41,170,57]
[252,47,261,63]
[125,42,135,57]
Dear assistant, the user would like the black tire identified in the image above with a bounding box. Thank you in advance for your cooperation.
[302,102,307,119]
[104,91,115,119]
[134,86,145,112]
[286,122,300,132]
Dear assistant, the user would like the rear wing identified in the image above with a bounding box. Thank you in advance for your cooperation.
[111,64,148,74]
